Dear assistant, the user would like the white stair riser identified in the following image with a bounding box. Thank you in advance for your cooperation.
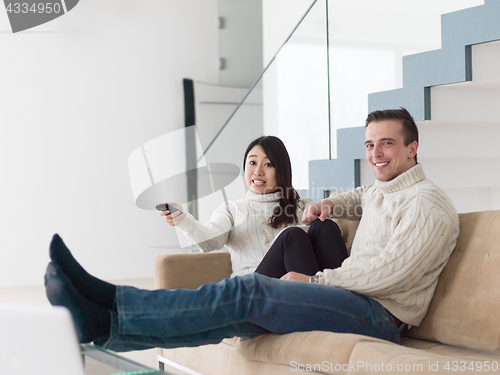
[441,187,500,213]
[422,158,500,189]
[360,158,500,214]
[360,158,500,189]
[472,40,500,83]
[417,122,500,158]
[431,83,500,122]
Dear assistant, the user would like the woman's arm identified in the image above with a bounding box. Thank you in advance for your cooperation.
[174,203,236,252]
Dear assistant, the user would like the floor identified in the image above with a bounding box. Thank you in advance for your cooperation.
[0,278,190,375]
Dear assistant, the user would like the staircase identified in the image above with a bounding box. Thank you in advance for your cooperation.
[310,0,500,213]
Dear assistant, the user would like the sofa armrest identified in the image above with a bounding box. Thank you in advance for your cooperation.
[154,251,232,290]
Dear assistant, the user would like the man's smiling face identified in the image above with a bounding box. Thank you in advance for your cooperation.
[365,120,418,182]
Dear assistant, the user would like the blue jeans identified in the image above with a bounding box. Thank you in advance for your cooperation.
[100,273,401,352]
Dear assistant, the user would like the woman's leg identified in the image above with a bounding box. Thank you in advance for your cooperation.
[308,219,348,270]
[255,227,320,278]
[255,220,348,279]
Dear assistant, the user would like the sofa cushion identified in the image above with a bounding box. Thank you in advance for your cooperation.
[337,219,360,256]
[159,338,328,375]
[408,210,500,352]
[349,338,500,374]
[235,331,389,374]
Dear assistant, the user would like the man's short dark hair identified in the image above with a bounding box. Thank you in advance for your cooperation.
[365,108,419,163]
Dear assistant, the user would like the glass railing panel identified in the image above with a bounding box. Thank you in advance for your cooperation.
[264,0,329,192]
[201,0,328,195]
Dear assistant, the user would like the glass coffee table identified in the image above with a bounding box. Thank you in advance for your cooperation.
[81,344,167,375]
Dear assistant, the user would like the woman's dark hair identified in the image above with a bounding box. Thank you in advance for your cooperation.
[243,136,300,229]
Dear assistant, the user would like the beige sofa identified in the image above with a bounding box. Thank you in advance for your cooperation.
[154,210,500,374]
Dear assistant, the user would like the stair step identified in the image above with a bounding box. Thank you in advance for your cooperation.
[472,40,500,83]
[354,2,500,213]
[417,121,500,158]
[359,160,500,213]
[430,82,500,121]
[421,158,500,189]
[440,187,500,213]
[360,157,500,190]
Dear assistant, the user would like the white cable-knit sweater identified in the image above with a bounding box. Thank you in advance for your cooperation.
[317,164,459,327]
[176,190,313,277]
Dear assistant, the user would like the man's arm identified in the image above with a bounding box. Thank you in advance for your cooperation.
[302,187,367,225]
[301,200,333,225]
[315,206,459,297]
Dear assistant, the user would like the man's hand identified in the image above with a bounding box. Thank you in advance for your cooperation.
[280,272,311,283]
[301,200,334,225]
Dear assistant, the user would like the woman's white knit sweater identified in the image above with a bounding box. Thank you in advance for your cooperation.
[318,164,459,327]
[176,190,313,277]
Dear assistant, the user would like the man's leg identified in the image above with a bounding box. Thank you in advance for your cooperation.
[49,234,116,309]
[104,273,401,351]
[45,262,112,343]
[45,236,400,352]
[45,260,269,351]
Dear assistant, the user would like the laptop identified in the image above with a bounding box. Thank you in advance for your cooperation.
[0,303,85,375]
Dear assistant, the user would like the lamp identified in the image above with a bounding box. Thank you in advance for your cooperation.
[128,126,244,248]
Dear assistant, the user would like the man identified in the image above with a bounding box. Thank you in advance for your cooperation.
[283,108,459,329]
[45,108,459,352]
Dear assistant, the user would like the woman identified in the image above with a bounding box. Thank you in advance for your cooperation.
[161,136,315,276]
[162,135,348,279]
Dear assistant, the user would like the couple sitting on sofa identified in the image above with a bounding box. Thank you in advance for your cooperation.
[44,108,459,352]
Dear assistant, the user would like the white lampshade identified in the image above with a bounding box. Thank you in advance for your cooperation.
[128,126,241,210]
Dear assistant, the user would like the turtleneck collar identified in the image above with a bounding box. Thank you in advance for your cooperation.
[246,189,282,203]
[374,164,426,194]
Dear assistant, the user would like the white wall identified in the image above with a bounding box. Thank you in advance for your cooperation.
[0,0,220,287]
[219,0,263,88]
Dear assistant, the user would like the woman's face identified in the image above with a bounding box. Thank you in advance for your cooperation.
[244,145,278,195]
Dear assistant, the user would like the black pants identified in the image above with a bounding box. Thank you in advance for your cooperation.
[255,219,348,278]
